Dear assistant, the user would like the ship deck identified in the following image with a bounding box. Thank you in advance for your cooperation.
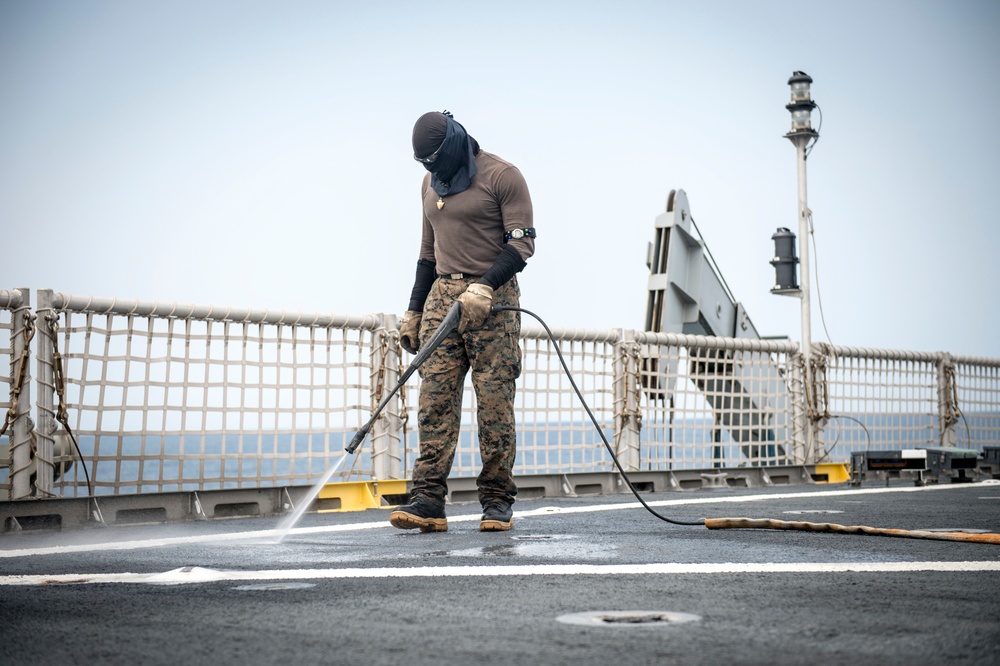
[2,479,999,666]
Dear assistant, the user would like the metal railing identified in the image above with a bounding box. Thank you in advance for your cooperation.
[810,343,1000,462]
[3,288,999,500]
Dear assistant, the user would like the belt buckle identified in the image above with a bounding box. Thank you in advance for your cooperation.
[449,273,464,279]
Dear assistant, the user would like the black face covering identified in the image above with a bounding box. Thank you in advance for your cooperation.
[412,112,478,197]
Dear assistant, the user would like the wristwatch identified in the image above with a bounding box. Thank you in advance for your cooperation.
[504,228,537,242]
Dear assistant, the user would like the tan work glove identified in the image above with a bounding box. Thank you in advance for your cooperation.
[399,310,422,354]
[456,283,493,333]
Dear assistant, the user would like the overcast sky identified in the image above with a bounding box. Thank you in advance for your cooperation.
[2,0,997,358]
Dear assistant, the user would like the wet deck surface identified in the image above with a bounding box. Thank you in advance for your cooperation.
[2,480,999,665]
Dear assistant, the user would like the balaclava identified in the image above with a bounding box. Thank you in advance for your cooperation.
[412,111,479,197]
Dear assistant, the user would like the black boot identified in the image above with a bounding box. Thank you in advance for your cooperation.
[479,501,513,532]
[390,495,448,532]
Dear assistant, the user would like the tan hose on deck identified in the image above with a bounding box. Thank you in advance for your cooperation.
[704,518,1000,545]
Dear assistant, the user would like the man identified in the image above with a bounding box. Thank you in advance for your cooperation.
[389,110,535,533]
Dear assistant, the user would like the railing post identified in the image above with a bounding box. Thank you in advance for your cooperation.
[370,314,402,480]
[613,329,641,472]
[808,344,830,465]
[937,352,957,447]
[8,288,35,499]
[34,289,58,496]
[789,349,809,465]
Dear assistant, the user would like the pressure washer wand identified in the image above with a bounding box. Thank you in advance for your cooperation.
[345,301,462,454]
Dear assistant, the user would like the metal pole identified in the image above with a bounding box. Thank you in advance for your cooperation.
[783,71,820,463]
[612,330,640,472]
[937,352,957,447]
[792,135,815,461]
[370,314,402,480]
[35,289,57,496]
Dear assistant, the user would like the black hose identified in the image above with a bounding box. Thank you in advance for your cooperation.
[496,305,705,527]
[347,302,702,525]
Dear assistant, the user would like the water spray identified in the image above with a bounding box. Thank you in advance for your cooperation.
[275,303,464,539]
[339,302,1000,546]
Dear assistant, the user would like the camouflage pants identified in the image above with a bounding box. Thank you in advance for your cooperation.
[412,276,522,506]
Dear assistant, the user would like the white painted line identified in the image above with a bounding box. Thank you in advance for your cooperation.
[0,482,989,560]
[2,560,998,587]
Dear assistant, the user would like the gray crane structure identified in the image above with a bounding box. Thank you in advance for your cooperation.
[643,189,788,463]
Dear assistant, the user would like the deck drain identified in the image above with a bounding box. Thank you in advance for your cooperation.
[234,582,316,591]
[557,611,701,627]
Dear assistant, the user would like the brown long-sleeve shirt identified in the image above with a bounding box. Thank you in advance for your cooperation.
[419,150,534,276]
